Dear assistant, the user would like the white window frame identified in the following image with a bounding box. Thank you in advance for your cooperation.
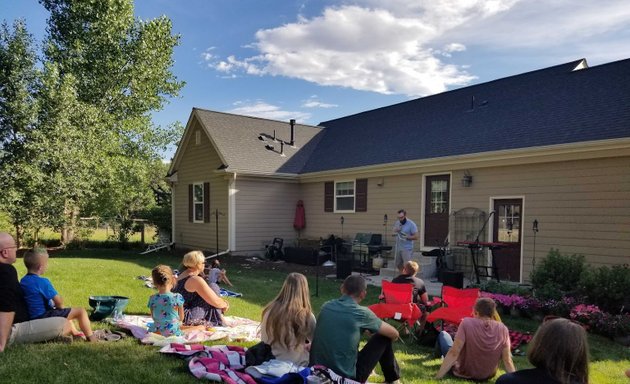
[193,182,205,223]
[334,180,355,213]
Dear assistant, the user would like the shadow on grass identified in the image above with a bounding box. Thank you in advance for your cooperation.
[47,248,183,269]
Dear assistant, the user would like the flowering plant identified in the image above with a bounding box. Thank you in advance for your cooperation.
[541,296,578,317]
[594,313,630,337]
[484,293,517,307]
[515,296,543,313]
[570,304,603,330]
[511,295,528,309]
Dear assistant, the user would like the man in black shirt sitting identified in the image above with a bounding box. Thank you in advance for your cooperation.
[0,232,70,352]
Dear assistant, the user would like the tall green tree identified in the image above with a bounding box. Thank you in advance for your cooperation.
[38,0,183,243]
[0,1,184,245]
[0,19,43,246]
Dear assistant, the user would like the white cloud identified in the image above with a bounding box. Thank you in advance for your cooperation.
[442,0,630,49]
[227,101,311,122]
[201,47,216,62]
[203,1,523,96]
[203,0,630,96]
[301,95,338,108]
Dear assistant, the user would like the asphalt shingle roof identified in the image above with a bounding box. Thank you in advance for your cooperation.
[193,109,323,175]
[300,58,630,174]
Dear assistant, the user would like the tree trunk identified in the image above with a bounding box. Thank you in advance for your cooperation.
[61,204,77,244]
[14,223,22,249]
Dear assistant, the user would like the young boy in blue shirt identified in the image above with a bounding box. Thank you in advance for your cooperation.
[20,248,98,342]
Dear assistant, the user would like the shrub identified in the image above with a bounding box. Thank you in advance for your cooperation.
[578,264,630,313]
[530,249,586,293]
[591,312,630,338]
[533,282,565,300]
[66,239,145,250]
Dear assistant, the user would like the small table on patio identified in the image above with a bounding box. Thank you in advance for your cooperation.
[456,241,506,284]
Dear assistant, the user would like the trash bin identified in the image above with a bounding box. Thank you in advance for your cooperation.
[336,257,352,280]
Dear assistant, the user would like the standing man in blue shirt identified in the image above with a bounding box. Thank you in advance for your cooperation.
[393,209,418,273]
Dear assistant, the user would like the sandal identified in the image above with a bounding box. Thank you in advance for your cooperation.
[93,329,122,342]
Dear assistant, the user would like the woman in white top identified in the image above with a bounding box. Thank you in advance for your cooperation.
[260,273,316,366]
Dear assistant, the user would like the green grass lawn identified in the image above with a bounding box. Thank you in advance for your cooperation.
[2,249,629,383]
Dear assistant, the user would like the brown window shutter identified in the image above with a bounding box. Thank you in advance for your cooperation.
[324,181,334,212]
[356,178,368,212]
[188,184,193,222]
[203,182,210,223]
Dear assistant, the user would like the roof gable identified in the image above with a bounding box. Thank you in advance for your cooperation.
[178,109,324,175]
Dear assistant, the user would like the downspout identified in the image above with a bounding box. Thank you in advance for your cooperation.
[228,173,237,251]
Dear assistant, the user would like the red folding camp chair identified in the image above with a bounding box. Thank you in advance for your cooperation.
[368,281,422,341]
[426,286,480,328]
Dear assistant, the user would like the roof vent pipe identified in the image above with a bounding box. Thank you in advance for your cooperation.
[280,141,284,156]
[290,119,295,146]
[273,129,276,141]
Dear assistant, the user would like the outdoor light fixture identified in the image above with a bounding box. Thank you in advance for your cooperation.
[461,171,473,187]
[532,219,539,268]
[340,216,345,239]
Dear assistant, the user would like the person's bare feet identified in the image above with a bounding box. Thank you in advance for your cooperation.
[86,333,103,342]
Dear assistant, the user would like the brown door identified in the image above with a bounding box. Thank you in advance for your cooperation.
[492,199,522,281]
[424,175,450,247]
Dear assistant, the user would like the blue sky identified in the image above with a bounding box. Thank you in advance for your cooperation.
[3,0,630,160]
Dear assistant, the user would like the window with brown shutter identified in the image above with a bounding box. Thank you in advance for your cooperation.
[325,179,368,213]
[203,182,210,222]
[355,178,368,212]
[188,184,193,222]
[324,181,334,212]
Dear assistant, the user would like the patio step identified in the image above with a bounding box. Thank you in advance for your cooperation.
[378,266,398,280]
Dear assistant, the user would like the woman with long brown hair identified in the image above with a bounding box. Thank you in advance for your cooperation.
[260,273,315,366]
[496,317,589,384]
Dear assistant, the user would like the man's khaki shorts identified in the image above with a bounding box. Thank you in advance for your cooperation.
[9,317,67,345]
[395,248,414,270]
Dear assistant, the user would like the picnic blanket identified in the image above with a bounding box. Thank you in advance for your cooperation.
[220,288,243,297]
[161,343,311,384]
[115,315,260,346]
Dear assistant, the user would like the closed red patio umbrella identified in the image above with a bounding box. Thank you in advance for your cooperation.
[294,200,306,240]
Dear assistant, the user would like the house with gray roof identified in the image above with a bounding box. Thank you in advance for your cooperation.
[167,58,630,283]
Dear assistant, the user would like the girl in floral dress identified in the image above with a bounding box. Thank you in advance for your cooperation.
[147,265,185,336]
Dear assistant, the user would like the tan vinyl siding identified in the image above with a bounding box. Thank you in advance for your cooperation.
[233,179,300,254]
[173,118,229,251]
[297,156,629,281]
[450,156,630,280]
[300,175,423,247]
